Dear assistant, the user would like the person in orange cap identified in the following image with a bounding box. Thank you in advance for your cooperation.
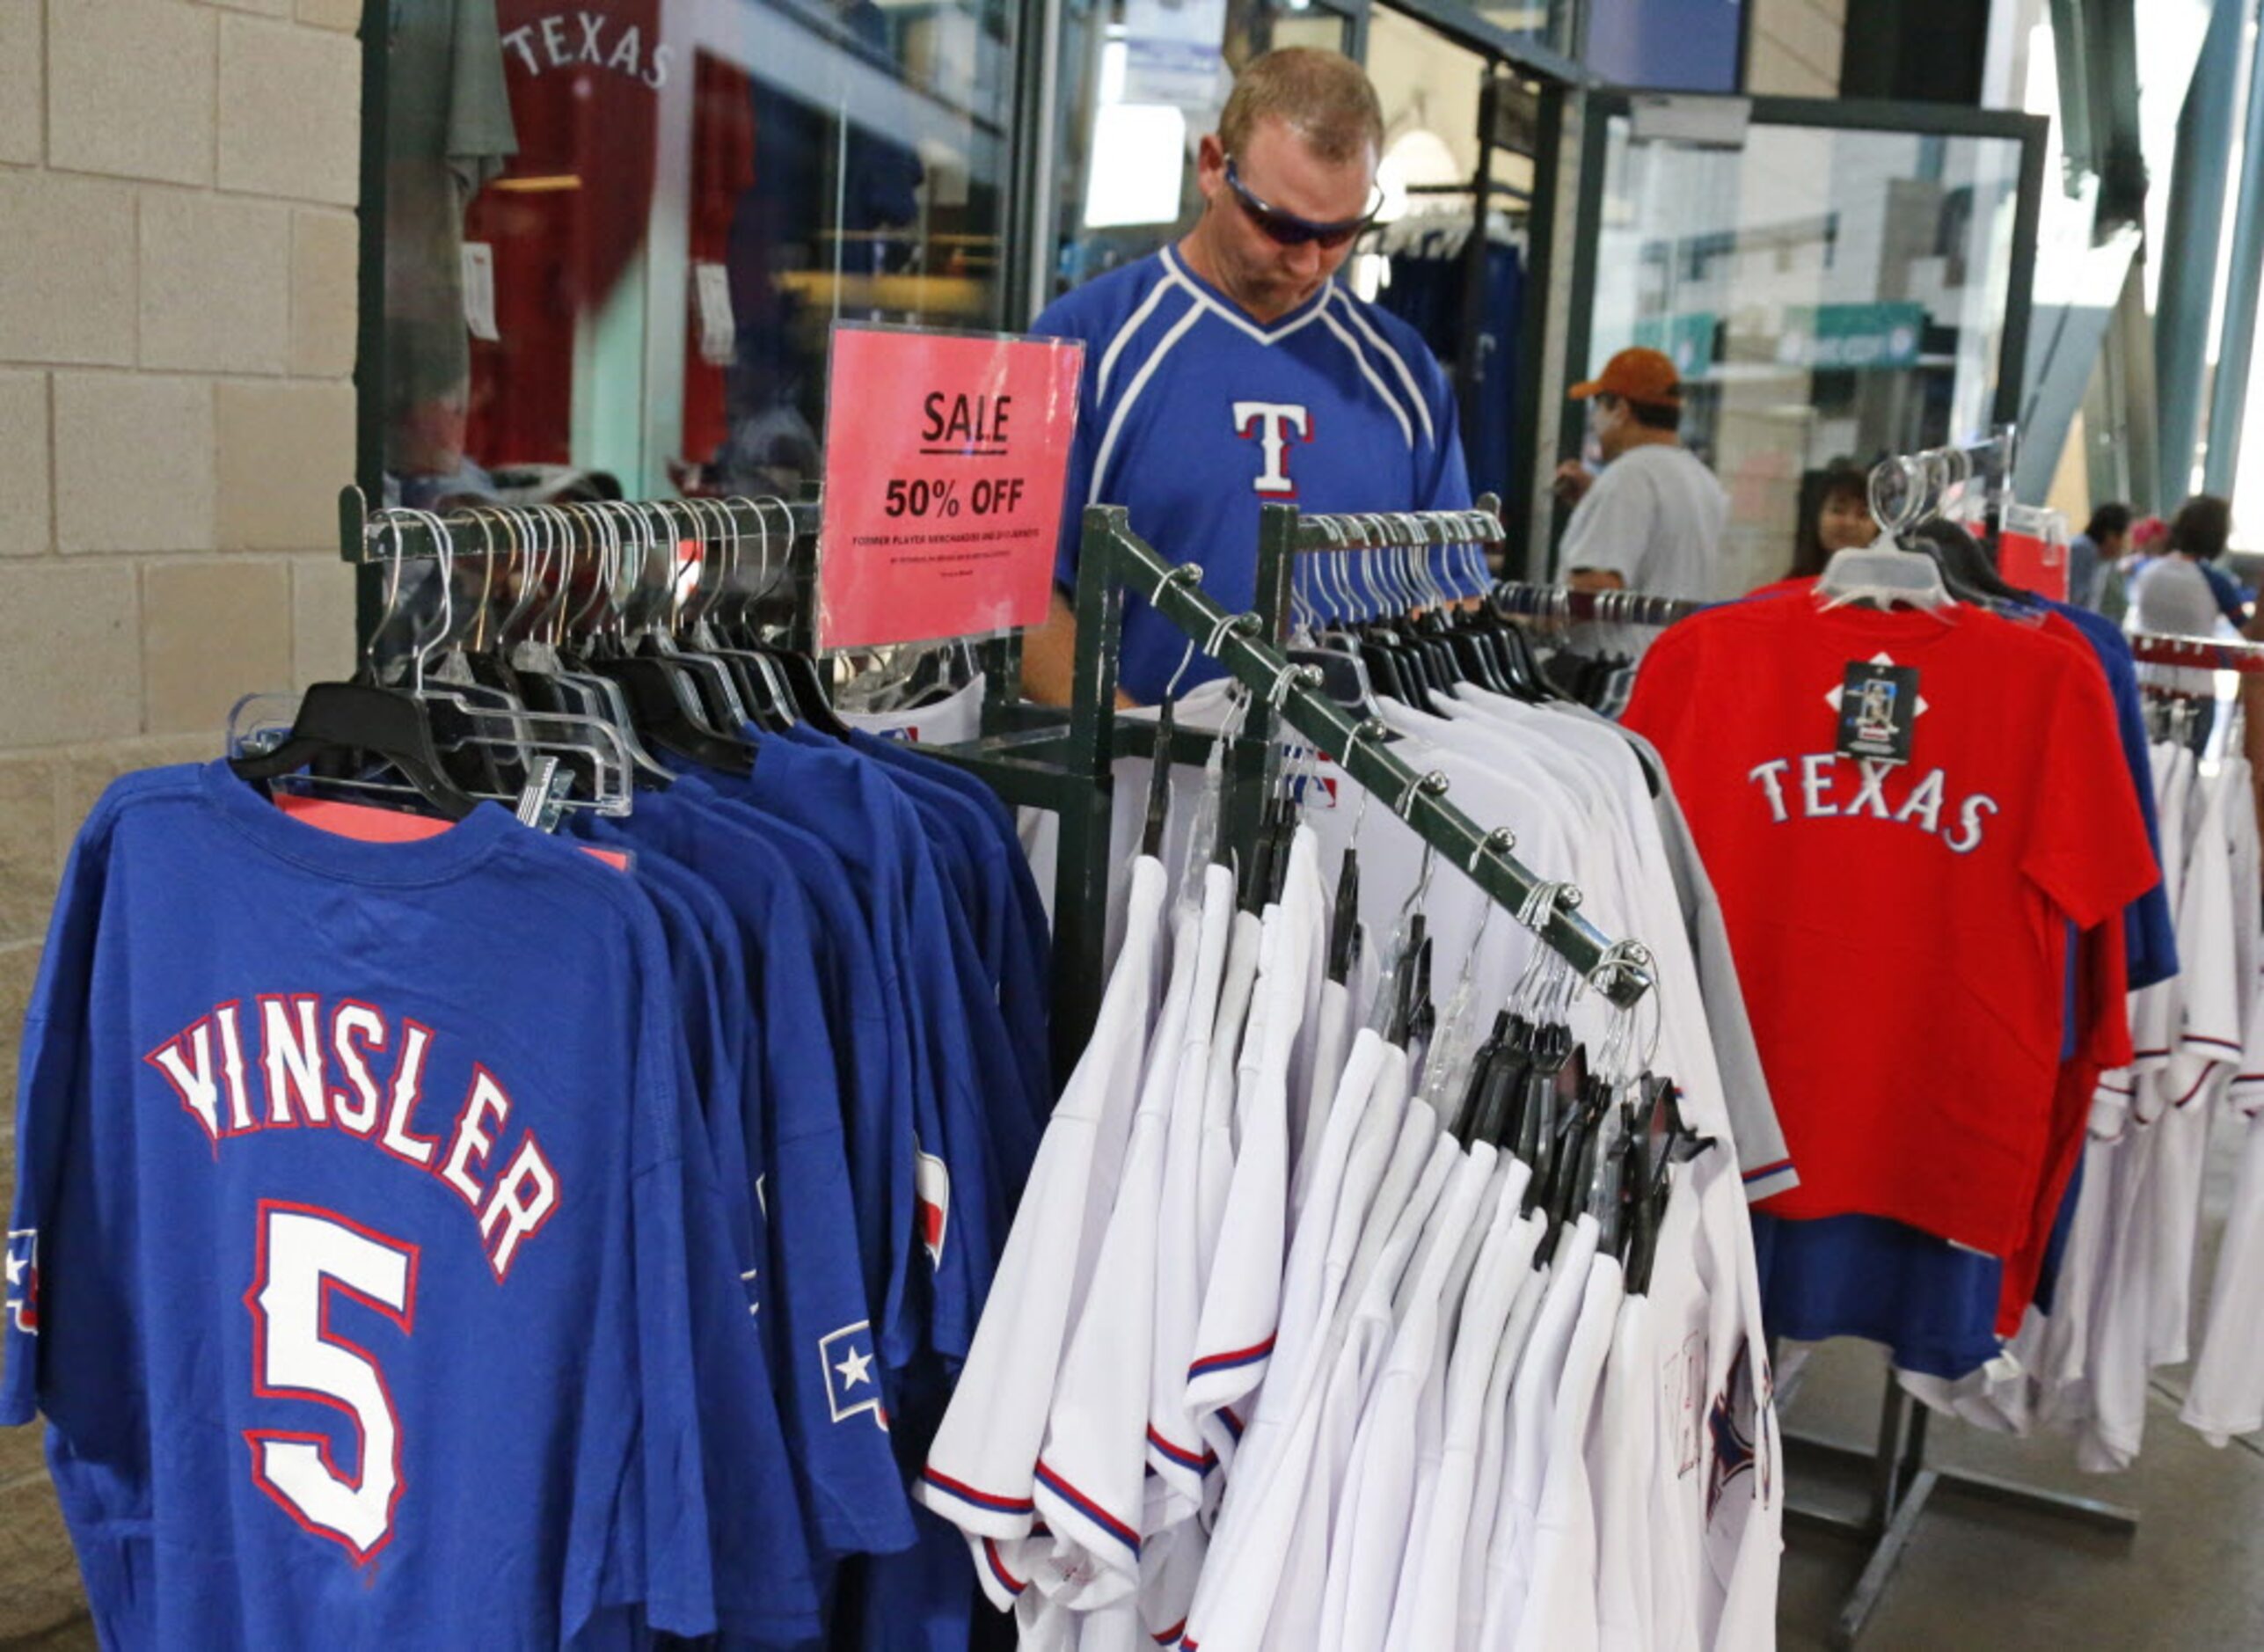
[1551,346,1731,601]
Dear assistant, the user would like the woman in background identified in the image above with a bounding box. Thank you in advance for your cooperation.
[1786,459,1875,581]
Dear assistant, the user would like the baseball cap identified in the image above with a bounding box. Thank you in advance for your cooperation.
[1569,347,1682,407]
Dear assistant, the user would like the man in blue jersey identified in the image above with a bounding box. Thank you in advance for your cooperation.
[1023,48,1479,705]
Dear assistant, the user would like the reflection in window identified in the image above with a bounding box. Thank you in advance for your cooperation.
[1586,119,2025,592]
[381,0,1011,510]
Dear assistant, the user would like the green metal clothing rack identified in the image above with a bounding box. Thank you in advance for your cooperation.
[338,486,1654,1084]
[1011,499,1655,1072]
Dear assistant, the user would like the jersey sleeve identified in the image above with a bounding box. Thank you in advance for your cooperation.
[1032,296,1107,594]
[1,793,119,1425]
[2022,654,2163,931]
[744,879,919,1560]
[603,905,726,1639]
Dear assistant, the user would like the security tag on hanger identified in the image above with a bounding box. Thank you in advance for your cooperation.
[1834,661,1920,764]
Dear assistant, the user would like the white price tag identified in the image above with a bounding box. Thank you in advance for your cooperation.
[694,261,736,366]
[461,242,500,343]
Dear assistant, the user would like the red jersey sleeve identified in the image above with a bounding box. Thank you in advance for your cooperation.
[2020,650,2160,931]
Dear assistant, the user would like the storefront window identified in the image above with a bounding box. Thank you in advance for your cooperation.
[379,0,1012,509]
[1582,113,2027,591]
[1046,0,1362,302]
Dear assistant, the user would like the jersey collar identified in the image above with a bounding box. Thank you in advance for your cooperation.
[1160,245,1335,346]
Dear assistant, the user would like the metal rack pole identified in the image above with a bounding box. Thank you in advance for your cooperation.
[337,485,824,566]
[1085,506,1653,1008]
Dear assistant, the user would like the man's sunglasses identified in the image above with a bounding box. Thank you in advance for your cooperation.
[1223,157,1383,250]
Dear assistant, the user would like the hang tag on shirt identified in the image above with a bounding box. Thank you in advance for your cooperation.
[694,261,736,366]
[461,243,500,342]
[1836,661,1918,764]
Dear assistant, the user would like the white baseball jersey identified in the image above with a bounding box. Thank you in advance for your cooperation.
[1213,1039,1409,1544]
[2076,746,2235,1471]
[1592,1289,1661,1652]
[1235,1032,1392,1500]
[1367,1151,1518,1650]
[1195,909,1264,1300]
[1189,831,1326,1449]
[2184,1104,2264,1444]
[1643,1145,1781,1652]
[2148,759,2255,1363]
[1033,887,1209,1603]
[1432,685,1790,1186]
[1293,978,1355,1231]
[1137,1517,1208,1649]
[1183,1095,1441,1652]
[1386,1191,1544,1652]
[1514,1253,1629,1652]
[916,858,1166,1563]
[1148,865,1238,1518]
[1480,1212,1603,1647]
[1461,1251,1553,1647]
[1260,1130,1458,1652]
[2180,764,2264,1445]
[1317,1142,1500,1652]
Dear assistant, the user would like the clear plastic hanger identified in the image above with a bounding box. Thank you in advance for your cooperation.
[1814,453,1956,616]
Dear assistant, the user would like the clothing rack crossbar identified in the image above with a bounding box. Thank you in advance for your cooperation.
[1074,504,1653,1012]
[2128,630,2264,672]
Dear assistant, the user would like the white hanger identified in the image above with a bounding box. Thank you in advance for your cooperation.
[1815,454,1955,616]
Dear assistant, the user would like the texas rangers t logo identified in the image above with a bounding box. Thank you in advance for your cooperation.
[6,1230,36,1334]
[1233,401,1312,496]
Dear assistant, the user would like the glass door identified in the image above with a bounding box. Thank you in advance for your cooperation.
[1558,94,2047,594]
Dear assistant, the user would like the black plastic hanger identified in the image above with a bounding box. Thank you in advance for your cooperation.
[230,681,482,820]
[590,654,754,775]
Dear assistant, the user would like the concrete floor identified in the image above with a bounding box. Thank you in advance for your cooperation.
[1775,1341,2264,1649]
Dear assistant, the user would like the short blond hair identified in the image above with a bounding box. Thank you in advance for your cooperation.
[1218,48,1384,168]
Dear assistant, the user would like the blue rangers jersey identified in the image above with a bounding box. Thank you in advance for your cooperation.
[1036,246,1480,703]
[2,764,817,1648]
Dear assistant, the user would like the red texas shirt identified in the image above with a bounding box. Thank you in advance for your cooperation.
[1624,596,2158,1255]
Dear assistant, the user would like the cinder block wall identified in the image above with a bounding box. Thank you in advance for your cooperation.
[0,1,362,1635]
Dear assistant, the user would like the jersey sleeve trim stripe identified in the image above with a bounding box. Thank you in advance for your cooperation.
[982,1539,1028,1597]
[1220,1406,1245,1439]
[1090,303,1207,508]
[1188,1333,1277,1379]
[2184,1034,2244,1053]
[918,1466,1036,1516]
[1032,1460,1143,1555]
[1152,1618,1189,1645]
[1318,311,1415,448]
[1741,1157,1795,1182]
[1144,1424,1217,1473]
[1742,1161,1800,1202]
[1097,274,1182,404]
[1329,289,1436,446]
[2173,1066,2219,1107]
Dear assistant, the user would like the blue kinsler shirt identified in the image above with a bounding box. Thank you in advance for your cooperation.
[1035,245,1479,702]
[4,764,821,1648]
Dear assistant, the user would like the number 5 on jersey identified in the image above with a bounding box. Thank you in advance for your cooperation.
[244,1201,420,1563]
